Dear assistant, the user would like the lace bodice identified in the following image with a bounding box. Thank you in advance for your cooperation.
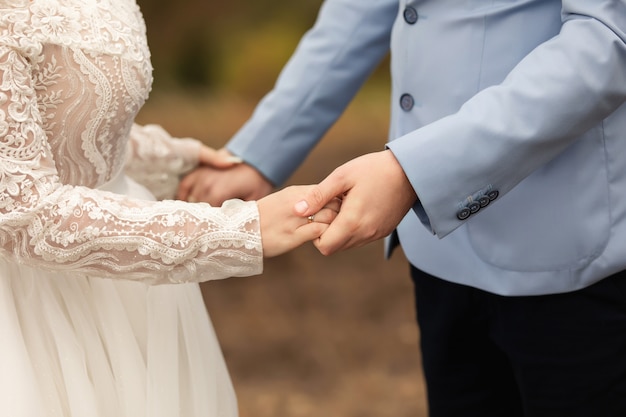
[0,0,263,283]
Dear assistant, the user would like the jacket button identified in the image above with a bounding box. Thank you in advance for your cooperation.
[468,201,481,214]
[478,195,490,208]
[400,93,414,111]
[403,7,418,24]
[457,207,471,220]
[487,190,499,201]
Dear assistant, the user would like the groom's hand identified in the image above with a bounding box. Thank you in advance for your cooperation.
[258,186,341,257]
[294,150,417,255]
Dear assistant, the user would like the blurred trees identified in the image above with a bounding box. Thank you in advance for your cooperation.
[138,0,324,97]
[137,0,389,98]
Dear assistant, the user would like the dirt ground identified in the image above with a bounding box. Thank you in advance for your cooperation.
[137,90,428,417]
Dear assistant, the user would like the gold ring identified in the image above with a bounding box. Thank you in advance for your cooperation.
[307,215,315,223]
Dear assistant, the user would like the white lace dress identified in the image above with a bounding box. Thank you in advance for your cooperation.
[0,1,263,415]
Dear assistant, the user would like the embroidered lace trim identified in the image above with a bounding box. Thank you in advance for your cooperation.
[0,0,263,283]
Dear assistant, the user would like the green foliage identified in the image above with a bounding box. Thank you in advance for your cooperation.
[216,20,306,97]
[138,0,324,96]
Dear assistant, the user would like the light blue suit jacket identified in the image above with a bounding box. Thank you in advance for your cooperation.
[227,0,626,295]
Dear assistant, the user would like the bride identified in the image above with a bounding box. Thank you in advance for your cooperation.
[0,0,337,415]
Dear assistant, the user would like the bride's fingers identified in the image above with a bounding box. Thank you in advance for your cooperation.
[198,146,242,168]
[292,222,330,244]
[324,196,342,214]
[301,205,338,226]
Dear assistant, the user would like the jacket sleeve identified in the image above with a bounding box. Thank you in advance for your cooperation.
[226,0,399,185]
[388,0,626,238]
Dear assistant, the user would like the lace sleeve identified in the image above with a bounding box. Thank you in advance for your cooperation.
[125,123,202,200]
[0,46,263,284]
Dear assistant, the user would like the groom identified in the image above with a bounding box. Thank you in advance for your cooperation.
[178,0,626,415]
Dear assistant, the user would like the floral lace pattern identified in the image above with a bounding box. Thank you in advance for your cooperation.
[0,0,263,283]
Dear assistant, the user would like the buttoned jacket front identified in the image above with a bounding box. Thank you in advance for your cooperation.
[228,0,626,295]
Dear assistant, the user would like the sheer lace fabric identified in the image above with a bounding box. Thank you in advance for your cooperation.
[0,0,263,283]
[0,1,261,416]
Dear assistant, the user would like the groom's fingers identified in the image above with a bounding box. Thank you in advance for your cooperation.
[304,203,340,225]
[312,216,357,255]
[309,151,417,255]
[311,195,364,254]
[294,171,350,217]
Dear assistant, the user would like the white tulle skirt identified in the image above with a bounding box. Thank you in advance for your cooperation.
[0,175,238,417]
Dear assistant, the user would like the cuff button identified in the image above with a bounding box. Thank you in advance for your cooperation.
[457,207,471,220]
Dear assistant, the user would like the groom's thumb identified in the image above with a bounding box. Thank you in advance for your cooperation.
[294,178,345,216]
[294,186,324,216]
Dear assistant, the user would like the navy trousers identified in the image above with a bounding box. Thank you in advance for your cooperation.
[411,266,626,417]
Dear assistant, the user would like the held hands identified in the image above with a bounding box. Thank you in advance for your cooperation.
[177,147,273,205]
[179,146,340,256]
[293,150,417,256]
[180,146,415,256]
[258,186,341,257]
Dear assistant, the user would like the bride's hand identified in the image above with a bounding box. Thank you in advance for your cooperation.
[257,185,341,257]
[198,145,242,169]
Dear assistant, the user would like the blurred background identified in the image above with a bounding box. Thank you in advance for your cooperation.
[135,1,427,415]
